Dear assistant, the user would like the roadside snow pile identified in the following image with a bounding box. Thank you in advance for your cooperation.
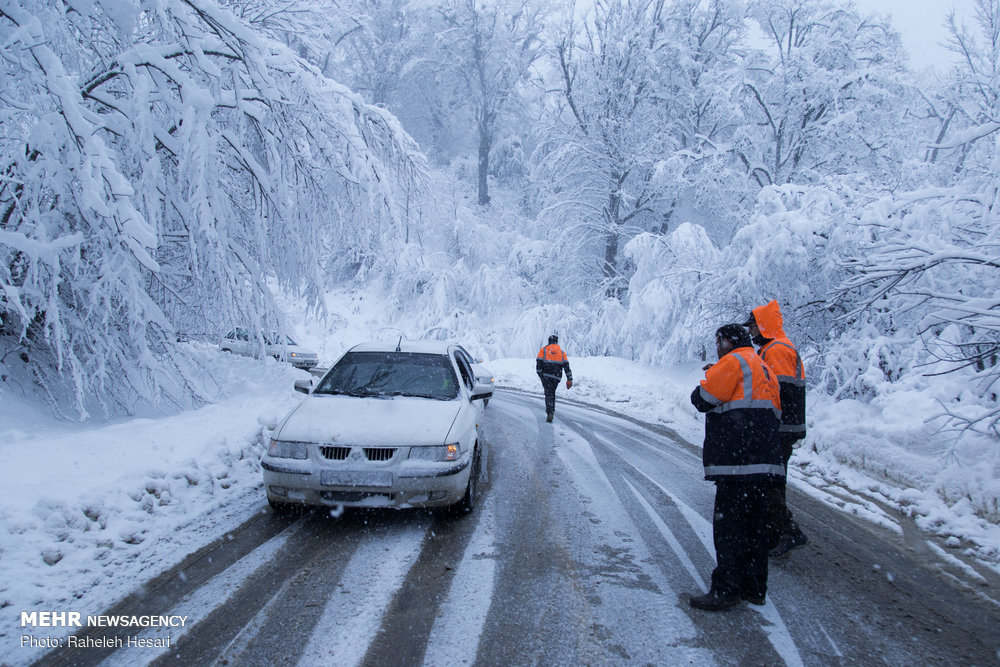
[0,344,304,662]
[804,388,1000,568]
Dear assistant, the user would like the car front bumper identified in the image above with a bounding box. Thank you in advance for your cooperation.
[262,456,471,509]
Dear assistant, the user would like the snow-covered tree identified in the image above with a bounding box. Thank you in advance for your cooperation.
[836,0,1000,436]
[0,0,422,417]
[323,0,420,107]
[650,0,752,244]
[537,0,677,299]
[738,0,908,188]
[429,0,546,205]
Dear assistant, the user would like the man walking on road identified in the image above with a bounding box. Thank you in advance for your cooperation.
[688,324,785,610]
[536,334,572,422]
[745,300,809,558]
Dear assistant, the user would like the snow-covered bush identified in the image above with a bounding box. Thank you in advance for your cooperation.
[612,224,720,364]
[615,184,862,369]
[840,186,1000,436]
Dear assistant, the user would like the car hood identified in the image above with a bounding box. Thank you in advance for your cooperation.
[275,394,461,446]
[276,344,315,355]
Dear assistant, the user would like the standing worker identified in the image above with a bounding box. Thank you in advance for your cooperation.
[745,300,809,558]
[688,324,784,610]
[536,334,573,422]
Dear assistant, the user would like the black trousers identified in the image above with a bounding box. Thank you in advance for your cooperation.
[711,479,775,598]
[768,435,802,540]
[541,377,559,416]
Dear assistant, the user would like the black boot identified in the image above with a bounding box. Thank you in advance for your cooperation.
[546,413,553,422]
[688,590,741,611]
[769,529,808,558]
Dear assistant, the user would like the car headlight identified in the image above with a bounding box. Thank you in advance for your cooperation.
[408,443,461,462]
[268,440,308,459]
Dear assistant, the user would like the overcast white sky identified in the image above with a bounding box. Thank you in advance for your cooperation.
[859,0,979,71]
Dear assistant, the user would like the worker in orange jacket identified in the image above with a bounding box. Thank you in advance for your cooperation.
[745,300,809,558]
[536,334,572,422]
[688,324,784,611]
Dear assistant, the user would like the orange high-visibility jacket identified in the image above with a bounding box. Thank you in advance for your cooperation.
[536,344,572,382]
[752,300,806,440]
[691,346,784,481]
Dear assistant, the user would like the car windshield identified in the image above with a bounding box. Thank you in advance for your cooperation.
[314,352,459,400]
[262,332,296,346]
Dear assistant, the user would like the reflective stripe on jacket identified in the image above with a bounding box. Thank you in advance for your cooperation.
[752,300,807,439]
[691,346,784,482]
[536,344,572,382]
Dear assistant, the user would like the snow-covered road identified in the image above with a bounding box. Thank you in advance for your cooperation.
[34,390,1000,666]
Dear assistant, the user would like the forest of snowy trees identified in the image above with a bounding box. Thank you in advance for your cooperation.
[1,0,999,446]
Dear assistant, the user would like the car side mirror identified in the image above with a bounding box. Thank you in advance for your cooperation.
[471,382,493,401]
[293,379,313,394]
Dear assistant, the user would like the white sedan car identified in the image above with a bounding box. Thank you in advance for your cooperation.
[262,340,492,514]
[219,328,319,370]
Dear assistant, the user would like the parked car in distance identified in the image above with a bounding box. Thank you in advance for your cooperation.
[263,340,492,514]
[220,327,319,370]
[455,345,494,407]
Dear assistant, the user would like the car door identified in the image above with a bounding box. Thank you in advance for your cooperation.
[452,351,485,426]
[264,332,285,362]
[225,327,251,356]
[457,346,492,387]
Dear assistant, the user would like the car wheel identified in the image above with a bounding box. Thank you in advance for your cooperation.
[483,398,490,408]
[452,445,481,515]
[221,348,232,353]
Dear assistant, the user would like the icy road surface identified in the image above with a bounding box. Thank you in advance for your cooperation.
[37,390,1000,666]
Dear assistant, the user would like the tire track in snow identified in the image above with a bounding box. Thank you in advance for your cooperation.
[104,521,299,666]
[36,511,297,667]
[296,520,429,666]
[559,411,804,667]
[212,513,415,665]
[621,477,706,591]
[143,516,374,666]
[419,506,498,667]
[500,398,709,664]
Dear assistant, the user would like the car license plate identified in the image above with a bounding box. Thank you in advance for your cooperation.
[320,470,393,487]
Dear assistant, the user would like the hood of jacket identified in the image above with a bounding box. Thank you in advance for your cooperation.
[752,300,786,340]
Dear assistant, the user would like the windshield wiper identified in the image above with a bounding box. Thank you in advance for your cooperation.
[317,389,367,397]
[396,391,453,400]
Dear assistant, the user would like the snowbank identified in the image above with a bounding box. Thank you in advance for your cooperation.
[0,344,306,664]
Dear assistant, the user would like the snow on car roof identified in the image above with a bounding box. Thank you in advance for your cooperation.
[348,340,454,355]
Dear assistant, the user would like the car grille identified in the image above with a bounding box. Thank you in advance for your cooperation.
[320,446,351,460]
[363,447,397,462]
[321,491,395,503]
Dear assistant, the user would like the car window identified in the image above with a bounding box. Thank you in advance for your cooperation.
[314,352,459,400]
[263,332,296,346]
[453,353,475,390]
